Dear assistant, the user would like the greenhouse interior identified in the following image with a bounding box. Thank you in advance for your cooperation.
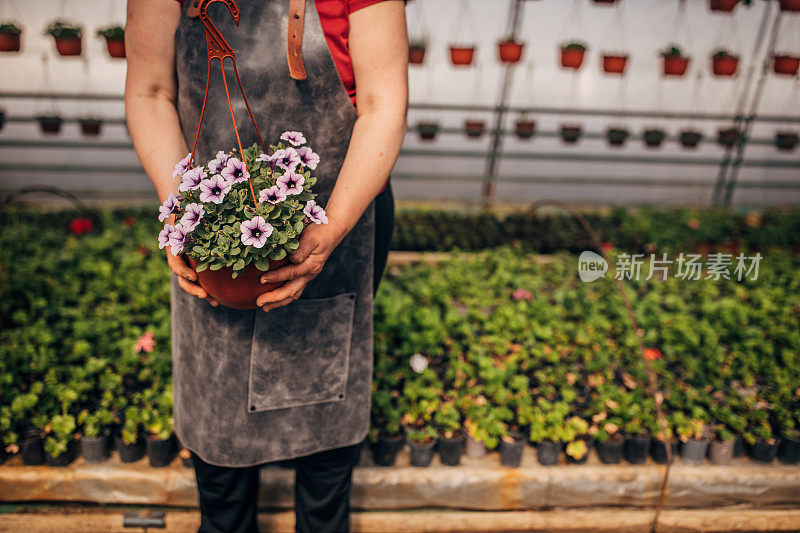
[1,0,800,532]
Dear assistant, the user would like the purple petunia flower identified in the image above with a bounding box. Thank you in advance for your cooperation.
[179,166,207,191]
[221,157,250,184]
[207,151,230,173]
[168,223,188,255]
[295,146,319,170]
[158,224,174,249]
[158,192,180,222]
[258,185,287,204]
[172,153,192,177]
[303,200,328,225]
[277,171,305,196]
[180,203,204,232]
[280,131,307,146]
[199,174,231,204]
[272,147,301,172]
[240,216,273,248]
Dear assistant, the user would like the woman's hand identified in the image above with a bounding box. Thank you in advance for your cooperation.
[255,219,346,312]
[167,249,219,307]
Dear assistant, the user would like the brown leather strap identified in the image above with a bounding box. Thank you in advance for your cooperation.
[287,0,307,80]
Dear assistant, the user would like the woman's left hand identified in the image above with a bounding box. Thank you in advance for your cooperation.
[255,220,344,312]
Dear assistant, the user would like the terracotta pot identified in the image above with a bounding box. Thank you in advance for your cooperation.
[80,119,102,136]
[662,55,689,77]
[780,0,800,11]
[105,37,125,59]
[0,31,21,52]
[717,127,741,147]
[643,128,666,148]
[449,46,475,66]
[775,131,799,151]
[409,44,426,65]
[55,36,82,56]
[602,54,628,74]
[515,119,536,139]
[560,47,586,69]
[498,40,524,64]
[709,0,739,12]
[606,127,629,146]
[680,130,704,148]
[560,125,583,144]
[38,116,63,134]
[417,122,439,140]
[464,119,486,138]
[773,55,800,76]
[712,55,739,77]
[188,256,289,309]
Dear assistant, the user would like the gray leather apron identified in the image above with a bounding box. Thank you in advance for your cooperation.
[170,0,373,467]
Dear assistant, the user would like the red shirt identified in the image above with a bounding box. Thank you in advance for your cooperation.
[176,0,392,193]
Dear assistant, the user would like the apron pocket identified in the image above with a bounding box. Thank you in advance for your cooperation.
[247,291,356,413]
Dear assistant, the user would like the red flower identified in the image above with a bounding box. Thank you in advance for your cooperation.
[125,216,137,227]
[512,288,533,301]
[69,217,93,235]
[687,218,700,230]
[601,241,613,252]
[643,348,663,361]
[134,331,155,353]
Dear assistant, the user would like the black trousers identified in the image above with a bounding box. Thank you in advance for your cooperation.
[191,181,394,533]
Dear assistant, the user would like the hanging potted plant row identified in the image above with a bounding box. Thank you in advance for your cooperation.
[37,115,63,134]
[0,23,22,52]
[560,124,583,144]
[80,118,103,136]
[498,37,524,64]
[773,54,800,76]
[606,126,629,147]
[464,119,486,138]
[417,121,439,141]
[661,45,690,77]
[98,26,125,59]
[46,21,82,57]
[709,0,740,12]
[680,129,704,148]
[643,128,666,148]
[775,131,799,151]
[712,49,739,77]
[409,40,426,65]
[560,42,587,70]
[449,44,476,66]
[515,115,536,139]
[602,53,628,75]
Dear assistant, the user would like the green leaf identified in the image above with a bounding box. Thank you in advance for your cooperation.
[233,258,245,270]
[268,248,287,260]
[196,261,210,272]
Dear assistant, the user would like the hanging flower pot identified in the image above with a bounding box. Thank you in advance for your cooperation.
[0,109,5,133]
[712,50,739,77]
[515,117,536,139]
[780,0,800,11]
[661,46,690,77]
[602,54,628,74]
[717,126,741,147]
[709,0,739,12]
[37,115,63,134]
[0,23,22,52]
[449,45,475,66]
[606,126,629,146]
[464,119,486,138]
[409,41,427,65]
[775,131,799,151]
[643,128,666,148]
[417,121,440,140]
[560,42,587,69]
[592,0,619,4]
[498,38,524,64]
[679,129,704,148]
[47,21,82,57]
[80,118,103,136]
[98,26,125,59]
[560,124,583,144]
[773,54,800,76]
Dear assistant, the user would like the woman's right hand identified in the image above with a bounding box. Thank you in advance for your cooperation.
[167,249,218,307]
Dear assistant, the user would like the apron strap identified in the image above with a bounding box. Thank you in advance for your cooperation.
[287,0,308,80]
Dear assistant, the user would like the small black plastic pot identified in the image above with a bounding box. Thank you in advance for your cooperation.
[708,439,735,464]
[114,433,145,463]
[606,127,629,147]
[372,433,403,467]
[560,125,583,144]
[20,433,46,465]
[499,433,525,468]
[45,439,78,467]
[651,439,679,464]
[680,438,710,465]
[777,433,800,465]
[408,439,436,467]
[680,130,704,148]
[747,439,779,464]
[624,434,651,465]
[146,435,176,468]
[536,440,560,466]
[775,131,799,151]
[733,434,746,457]
[596,435,624,464]
[80,435,109,464]
[417,122,439,141]
[643,128,666,148]
[438,432,465,467]
[37,115,63,134]
[717,127,741,148]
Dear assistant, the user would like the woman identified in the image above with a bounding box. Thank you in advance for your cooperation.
[124,0,407,531]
